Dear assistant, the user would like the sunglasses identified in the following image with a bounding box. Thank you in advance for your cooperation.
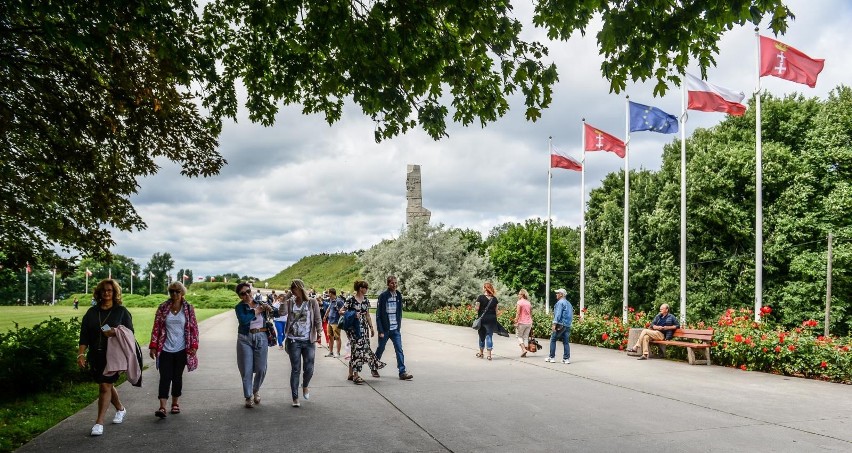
[168,289,181,294]
[239,290,252,296]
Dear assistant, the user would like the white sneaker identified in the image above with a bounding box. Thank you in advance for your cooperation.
[562,359,571,364]
[112,408,126,424]
[545,357,555,363]
[90,424,104,436]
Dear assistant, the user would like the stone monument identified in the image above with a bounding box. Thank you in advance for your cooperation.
[406,164,431,225]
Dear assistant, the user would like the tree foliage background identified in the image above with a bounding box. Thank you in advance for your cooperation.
[2,0,793,270]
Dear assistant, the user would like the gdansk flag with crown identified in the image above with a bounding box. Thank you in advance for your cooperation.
[759,36,824,88]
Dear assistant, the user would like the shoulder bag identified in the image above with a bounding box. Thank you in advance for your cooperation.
[471,297,495,330]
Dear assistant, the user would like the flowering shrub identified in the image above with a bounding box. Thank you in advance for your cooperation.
[428,303,852,383]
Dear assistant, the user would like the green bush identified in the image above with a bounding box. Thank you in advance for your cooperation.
[189,281,237,292]
[0,317,87,398]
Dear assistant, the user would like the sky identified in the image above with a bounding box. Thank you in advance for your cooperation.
[109,1,852,280]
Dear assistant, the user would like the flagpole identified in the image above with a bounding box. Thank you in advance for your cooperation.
[580,120,586,319]
[149,272,153,295]
[680,79,688,325]
[623,96,630,324]
[25,262,29,306]
[754,27,764,322]
[130,272,133,294]
[51,267,56,305]
[545,136,553,315]
[85,270,89,295]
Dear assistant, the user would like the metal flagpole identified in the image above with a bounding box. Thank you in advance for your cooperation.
[25,262,29,306]
[130,271,133,294]
[754,27,764,322]
[51,268,56,305]
[545,136,553,315]
[85,270,89,295]
[680,79,688,325]
[149,272,153,295]
[580,120,586,319]
[623,96,630,324]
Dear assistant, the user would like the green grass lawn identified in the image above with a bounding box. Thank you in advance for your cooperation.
[0,306,227,346]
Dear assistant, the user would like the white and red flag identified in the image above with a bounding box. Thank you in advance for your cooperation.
[85,268,92,277]
[550,151,582,172]
[759,36,824,88]
[685,73,746,116]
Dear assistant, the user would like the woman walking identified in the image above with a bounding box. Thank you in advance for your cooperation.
[77,279,134,436]
[514,289,533,357]
[148,281,200,418]
[273,293,287,350]
[234,282,277,408]
[284,279,323,407]
[343,280,385,384]
[475,282,508,361]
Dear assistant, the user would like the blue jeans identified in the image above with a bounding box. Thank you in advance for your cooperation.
[286,339,315,400]
[375,330,406,375]
[274,320,286,346]
[236,332,268,398]
[478,326,494,350]
[549,326,571,360]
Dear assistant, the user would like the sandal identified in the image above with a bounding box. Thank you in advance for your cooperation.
[347,374,354,381]
[487,354,492,361]
[170,404,180,414]
[371,370,380,378]
[155,408,167,419]
[353,376,365,385]
[476,352,483,358]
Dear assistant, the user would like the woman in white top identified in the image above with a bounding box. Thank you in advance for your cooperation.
[273,294,288,350]
[284,279,322,407]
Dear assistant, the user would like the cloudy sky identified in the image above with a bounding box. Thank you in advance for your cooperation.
[110,1,851,280]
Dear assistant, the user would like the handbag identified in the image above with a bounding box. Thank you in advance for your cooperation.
[265,318,276,347]
[471,297,495,330]
[343,308,362,338]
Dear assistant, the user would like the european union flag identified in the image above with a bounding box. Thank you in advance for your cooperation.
[629,101,679,134]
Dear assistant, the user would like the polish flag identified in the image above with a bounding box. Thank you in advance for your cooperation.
[685,73,746,116]
[85,268,92,277]
[182,274,189,280]
[26,262,31,274]
[583,124,626,158]
[550,151,582,171]
[759,36,824,88]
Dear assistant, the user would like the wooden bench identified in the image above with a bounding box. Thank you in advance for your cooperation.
[650,328,714,365]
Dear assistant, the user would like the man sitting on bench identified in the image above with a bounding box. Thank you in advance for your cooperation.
[627,304,679,360]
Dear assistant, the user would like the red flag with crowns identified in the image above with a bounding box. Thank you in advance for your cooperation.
[583,124,625,158]
[760,36,824,88]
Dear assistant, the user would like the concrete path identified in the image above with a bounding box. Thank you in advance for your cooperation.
[19,312,852,452]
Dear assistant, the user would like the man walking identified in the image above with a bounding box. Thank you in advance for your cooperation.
[375,276,413,380]
[546,288,573,364]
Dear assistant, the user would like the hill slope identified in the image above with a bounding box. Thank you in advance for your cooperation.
[266,253,362,293]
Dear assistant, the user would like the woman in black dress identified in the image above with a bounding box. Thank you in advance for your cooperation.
[77,279,134,436]
[343,280,385,384]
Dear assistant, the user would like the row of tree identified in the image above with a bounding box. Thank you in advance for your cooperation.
[360,88,851,335]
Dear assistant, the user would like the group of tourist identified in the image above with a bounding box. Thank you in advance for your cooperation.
[76,274,595,437]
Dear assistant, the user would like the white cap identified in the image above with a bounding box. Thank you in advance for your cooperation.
[555,288,567,295]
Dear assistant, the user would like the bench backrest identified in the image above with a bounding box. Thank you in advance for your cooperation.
[672,329,714,342]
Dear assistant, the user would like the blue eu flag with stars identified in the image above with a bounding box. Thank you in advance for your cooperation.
[629,101,678,134]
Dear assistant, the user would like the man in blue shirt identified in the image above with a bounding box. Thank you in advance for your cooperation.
[375,276,413,380]
[627,303,680,360]
[322,288,345,358]
[547,288,573,364]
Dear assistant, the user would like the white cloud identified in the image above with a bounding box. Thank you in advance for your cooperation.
[110,0,849,279]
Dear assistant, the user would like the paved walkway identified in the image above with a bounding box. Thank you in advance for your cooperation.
[19,312,852,452]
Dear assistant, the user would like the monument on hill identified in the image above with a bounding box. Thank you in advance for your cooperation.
[406,165,431,225]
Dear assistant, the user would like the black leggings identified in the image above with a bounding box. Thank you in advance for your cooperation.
[158,349,187,400]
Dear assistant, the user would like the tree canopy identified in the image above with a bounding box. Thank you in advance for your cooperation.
[2,0,793,268]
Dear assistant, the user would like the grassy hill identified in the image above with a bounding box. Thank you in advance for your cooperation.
[265,253,362,293]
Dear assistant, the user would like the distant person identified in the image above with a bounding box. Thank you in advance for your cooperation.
[254,289,263,303]
[513,289,533,357]
[343,280,385,384]
[272,294,287,350]
[375,276,413,380]
[323,288,345,358]
[319,293,330,346]
[626,303,680,360]
[148,282,199,419]
[546,288,573,364]
[234,282,276,408]
[77,279,134,436]
[283,279,322,407]
[73,298,79,310]
[475,282,508,361]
